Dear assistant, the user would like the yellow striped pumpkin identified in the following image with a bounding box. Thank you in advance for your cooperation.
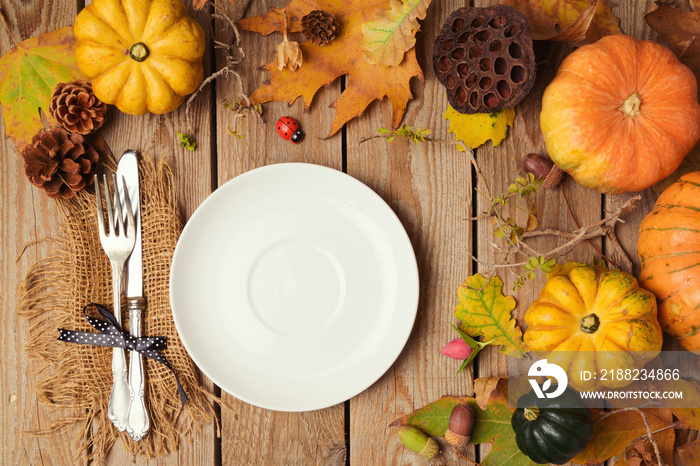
[638,172,700,351]
[524,264,662,391]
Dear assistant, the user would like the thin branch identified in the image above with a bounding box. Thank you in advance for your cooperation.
[596,408,663,466]
[184,4,252,134]
[466,250,529,269]
[618,422,678,462]
[452,446,479,465]
[603,225,633,274]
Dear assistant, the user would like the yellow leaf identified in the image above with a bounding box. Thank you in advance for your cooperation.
[361,0,432,67]
[0,26,85,152]
[444,105,515,150]
[455,274,527,357]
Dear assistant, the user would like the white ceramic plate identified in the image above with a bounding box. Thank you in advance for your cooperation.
[170,163,419,412]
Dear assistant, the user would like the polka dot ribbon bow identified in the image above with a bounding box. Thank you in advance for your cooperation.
[58,303,187,406]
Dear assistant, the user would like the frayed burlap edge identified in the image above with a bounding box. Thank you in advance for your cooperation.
[17,154,232,462]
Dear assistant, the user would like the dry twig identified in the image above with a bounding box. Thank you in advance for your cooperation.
[597,407,664,466]
[184,4,255,134]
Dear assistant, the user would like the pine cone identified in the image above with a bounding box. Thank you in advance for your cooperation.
[22,127,99,199]
[49,80,107,135]
[301,10,339,46]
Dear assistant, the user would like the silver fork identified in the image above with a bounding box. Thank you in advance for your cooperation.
[95,174,136,432]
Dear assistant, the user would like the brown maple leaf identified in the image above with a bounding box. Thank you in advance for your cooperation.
[646,0,700,90]
[237,0,423,136]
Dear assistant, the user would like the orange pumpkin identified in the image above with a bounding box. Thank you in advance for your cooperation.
[540,34,700,195]
[638,172,700,351]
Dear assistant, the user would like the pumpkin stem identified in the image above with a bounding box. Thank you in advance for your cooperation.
[129,42,149,62]
[618,92,642,117]
[524,406,540,421]
[580,313,600,334]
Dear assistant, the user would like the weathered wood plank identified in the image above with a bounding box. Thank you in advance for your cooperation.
[86,0,218,464]
[473,3,604,465]
[215,1,346,464]
[345,1,474,463]
[0,0,86,463]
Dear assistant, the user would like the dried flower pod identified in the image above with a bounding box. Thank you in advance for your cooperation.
[276,12,303,71]
[301,10,339,46]
[22,127,99,199]
[522,154,564,189]
[441,338,473,360]
[445,404,474,447]
[433,5,536,114]
[49,80,107,135]
[276,34,303,71]
[398,426,439,459]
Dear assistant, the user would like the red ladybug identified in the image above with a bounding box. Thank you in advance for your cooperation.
[276,116,304,144]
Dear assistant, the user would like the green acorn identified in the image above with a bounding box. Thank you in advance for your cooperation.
[398,426,439,459]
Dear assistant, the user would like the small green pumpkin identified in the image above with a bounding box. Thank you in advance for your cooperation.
[511,388,593,465]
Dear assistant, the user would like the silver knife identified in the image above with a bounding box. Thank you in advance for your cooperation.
[117,151,150,441]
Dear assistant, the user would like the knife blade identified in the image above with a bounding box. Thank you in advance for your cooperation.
[117,151,141,297]
[116,150,150,441]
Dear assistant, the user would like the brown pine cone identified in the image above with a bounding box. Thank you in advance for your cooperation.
[49,80,107,135]
[22,127,99,199]
[301,10,339,46]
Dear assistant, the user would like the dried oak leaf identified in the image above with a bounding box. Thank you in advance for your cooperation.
[677,439,700,466]
[361,0,433,67]
[572,408,675,466]
[646,0,700,90]
[0,26,85,152]
[238,0,423,136]
[454,273,528,357]
[500,0,621,44]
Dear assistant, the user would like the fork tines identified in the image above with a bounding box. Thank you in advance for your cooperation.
[95,174,135,238]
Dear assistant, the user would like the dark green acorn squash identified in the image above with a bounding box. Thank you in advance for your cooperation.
[511,388,593,465]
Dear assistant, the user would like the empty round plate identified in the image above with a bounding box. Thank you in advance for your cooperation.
[170,163,419,411]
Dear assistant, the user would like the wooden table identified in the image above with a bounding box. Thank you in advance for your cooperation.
[0,0,678,464]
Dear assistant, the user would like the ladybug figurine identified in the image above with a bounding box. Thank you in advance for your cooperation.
[276,116,305,144]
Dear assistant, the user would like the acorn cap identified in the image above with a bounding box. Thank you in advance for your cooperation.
[398,426,440,459]
[543,165,564,189]
[445,428,469,447]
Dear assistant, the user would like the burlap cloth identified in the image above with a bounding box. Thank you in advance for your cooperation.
[18,155,219,462]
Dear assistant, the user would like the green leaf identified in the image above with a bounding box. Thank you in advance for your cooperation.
[177,131,197,151]
[378,128,391,134]
[455,274,528,357]
[0,26,86,151]
[450,323,492,373]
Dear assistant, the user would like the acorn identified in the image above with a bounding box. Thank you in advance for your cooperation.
[397,426,439,459]
[522,154,564,189]
[445,404,474,447]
